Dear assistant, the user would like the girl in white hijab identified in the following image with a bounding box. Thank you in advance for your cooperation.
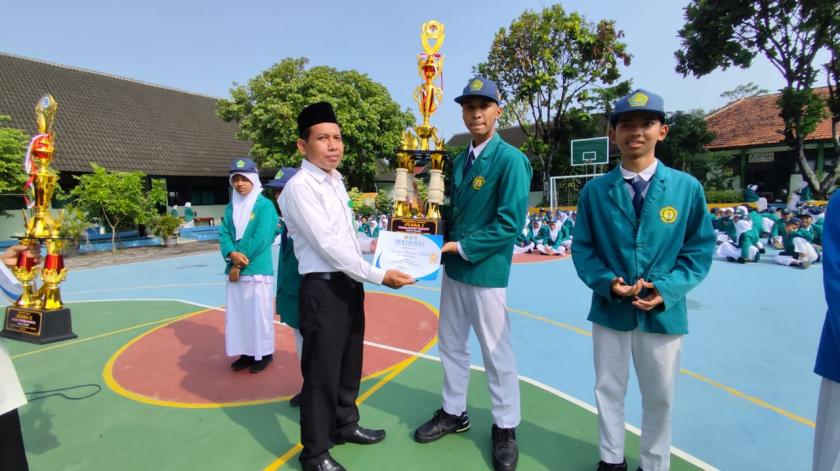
[219,158,279,373]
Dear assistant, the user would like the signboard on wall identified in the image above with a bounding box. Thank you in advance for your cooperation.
[748,152,774,163]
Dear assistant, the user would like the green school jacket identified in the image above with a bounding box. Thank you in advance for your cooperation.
[528,225,549,245]
[572,163,715,334]
[739,230,759,259]
[782,228,814,253]
[276,221,300,329]
[443,132,532,288]
[545,225,571,250]
[219,196,279,276]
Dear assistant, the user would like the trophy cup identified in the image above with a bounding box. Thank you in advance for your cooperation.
[390,20,447,234]
[1,94,76,344]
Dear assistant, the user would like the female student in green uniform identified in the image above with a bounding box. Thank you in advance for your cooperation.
[219,158,279,373]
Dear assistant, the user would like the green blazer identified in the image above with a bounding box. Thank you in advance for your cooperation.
[739,230,759,259]
[276,221,301,329]
[443,132,532,288]
[546,225,571,250]
[528,225,549,245]
[572,163,715,334]
[219,196,278,276]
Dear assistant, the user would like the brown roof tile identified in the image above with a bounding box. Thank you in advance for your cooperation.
[0,53,251,177]
[705,87,835,150]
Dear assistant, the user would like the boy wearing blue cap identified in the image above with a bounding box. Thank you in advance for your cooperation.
[413,77,531,471]
[265,167,304,405]
[572,89,715,471]
[813,192,840,470]
[219,158,279,373]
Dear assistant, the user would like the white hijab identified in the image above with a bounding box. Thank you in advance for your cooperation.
[548,224,560,240]
[735,219,753,240]
[229,171,263,240]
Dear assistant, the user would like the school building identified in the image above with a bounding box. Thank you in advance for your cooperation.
[704,87,838,201]
[0,52,254,239]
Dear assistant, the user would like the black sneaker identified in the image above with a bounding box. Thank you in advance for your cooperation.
[491,424,518,471]
[596,460,628,471]
[230,355,254,371]
[249,354,273,373]
[726,256,736,262]
[414,408,470,443]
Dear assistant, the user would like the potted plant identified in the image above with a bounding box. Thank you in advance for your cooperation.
[58,206,91,257]
[150,214,181,247]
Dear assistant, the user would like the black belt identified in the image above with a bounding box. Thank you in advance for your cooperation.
[303,271,352,282]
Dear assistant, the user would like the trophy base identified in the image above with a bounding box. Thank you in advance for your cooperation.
[2,306,77,344]
[389,217,445,235]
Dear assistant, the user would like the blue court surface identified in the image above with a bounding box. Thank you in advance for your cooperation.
[11,245,825,470]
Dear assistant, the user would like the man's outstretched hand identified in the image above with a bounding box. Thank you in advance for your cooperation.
[382,270,415,289]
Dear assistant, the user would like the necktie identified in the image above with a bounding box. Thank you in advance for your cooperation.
[625,177,650,219]
[464,150,476,174]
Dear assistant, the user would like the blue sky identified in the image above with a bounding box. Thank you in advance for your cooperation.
[0,0,830,139]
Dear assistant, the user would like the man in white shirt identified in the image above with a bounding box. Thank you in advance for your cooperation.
[1,244,38,471]
[279,102,414,471]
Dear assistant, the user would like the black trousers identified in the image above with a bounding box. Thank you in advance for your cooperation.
[0,408,29,471]
[298,274,365,465]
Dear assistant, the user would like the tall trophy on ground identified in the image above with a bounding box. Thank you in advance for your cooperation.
[1,94,76,344]
[390,20,447,235]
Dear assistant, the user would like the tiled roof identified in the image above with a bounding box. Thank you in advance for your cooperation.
[705,87,835,150]
[0,52,251,177]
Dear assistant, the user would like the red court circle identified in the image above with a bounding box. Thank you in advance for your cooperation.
[108,292,438,406]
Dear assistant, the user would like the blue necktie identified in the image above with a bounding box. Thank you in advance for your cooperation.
[625,178,650,219]
[464,150,476,174]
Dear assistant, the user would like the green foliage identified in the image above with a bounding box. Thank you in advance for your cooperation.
[656,110,717,171]
[676,0,839,197]
[414,179,428,206]
[704,189,741,203]
[67,164,167,251]
[374,189,393,216]
[217,58,414,190]
[0,115,29,196]
[475,4,632,199]
[686,152,736,191]
[348,187,364,211]
[57,205,92,246]
[720,82,769,101]
[149,214,181,239]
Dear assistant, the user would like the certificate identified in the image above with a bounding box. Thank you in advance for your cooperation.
[373,230,443,281]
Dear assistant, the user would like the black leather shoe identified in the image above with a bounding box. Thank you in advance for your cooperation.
[596,459,628,471]
[249,354,273,373]
[289,392,302,407]
[302,456,346,471]
[414,408,471,443]
[491,424,518,470]
[333,425,386,445]
[230,355,254,371]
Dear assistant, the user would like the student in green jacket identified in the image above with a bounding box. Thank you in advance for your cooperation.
[770,208,793,248]
[775,217,819,268]
[183,202,195,228]
[219,158,279,373]
[527,219,549,247]
[572,89,715,471]
[413,77,531,471]
[265,167,303,405]
[537,219,570,256]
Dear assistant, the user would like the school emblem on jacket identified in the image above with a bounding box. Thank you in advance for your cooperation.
[249,212,255,220]
[660,206,678,224]
[472,176,485,190]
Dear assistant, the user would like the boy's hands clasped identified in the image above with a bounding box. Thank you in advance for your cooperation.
[611,277,664,311]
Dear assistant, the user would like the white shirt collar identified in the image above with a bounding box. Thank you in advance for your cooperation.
[620,159,658,182]
[468,135,492,159]
[301,158,343,183]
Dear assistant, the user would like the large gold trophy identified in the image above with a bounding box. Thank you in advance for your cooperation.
[390,20,447,234]
[2,94,76,344]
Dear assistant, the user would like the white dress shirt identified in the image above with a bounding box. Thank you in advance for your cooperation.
[279,159,385,285]
[620,158,658,198]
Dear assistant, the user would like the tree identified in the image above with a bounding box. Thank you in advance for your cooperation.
[656,110,717,171]
[675,0,840,197]
[374,189,393,216]
[217,58,414,190]
[821,0,840,194]
[0,115,28,195]
[68,164,166,251]
[720,82,769,102]
[476,4,632,201]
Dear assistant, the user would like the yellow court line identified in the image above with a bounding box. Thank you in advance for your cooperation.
[10,309,209,360]
[505,305,817,429]
[262,291,440,471]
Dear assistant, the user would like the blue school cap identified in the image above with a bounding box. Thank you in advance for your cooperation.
[230,157,258,173]
[610,89,666,126]
[264,167,299,189]
[454,77,502,105]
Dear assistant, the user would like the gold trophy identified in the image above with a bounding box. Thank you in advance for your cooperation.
[390,20,447,234]
[2,94,76,344]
